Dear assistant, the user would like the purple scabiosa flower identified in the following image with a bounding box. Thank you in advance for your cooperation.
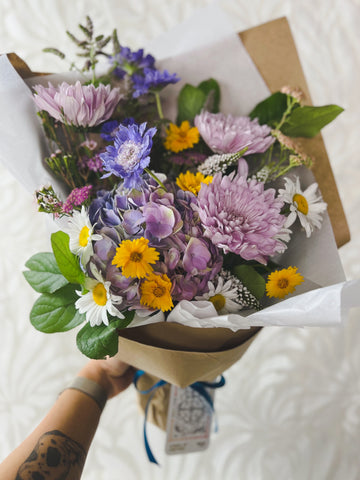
[100,122,157,189]
[33,81,122,128]
[110,47,155,79]
[132,68,180,98]
[194,111,274,155]
[195,168,289,264]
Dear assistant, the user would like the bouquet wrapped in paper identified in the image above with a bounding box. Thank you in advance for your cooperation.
[1,16,358,433]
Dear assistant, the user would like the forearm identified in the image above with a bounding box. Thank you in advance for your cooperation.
[0,364,107,480]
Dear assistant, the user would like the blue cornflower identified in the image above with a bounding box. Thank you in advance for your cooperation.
[110,47,155,79]
[100,122,157,189]
[132,67,180,98]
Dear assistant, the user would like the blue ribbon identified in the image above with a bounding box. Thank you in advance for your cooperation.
[133,370,225,465]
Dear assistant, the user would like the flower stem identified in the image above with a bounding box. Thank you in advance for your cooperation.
[154,92,164,120]
[144,168,167,190]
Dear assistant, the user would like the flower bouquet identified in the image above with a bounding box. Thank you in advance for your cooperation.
[1,16,358,429]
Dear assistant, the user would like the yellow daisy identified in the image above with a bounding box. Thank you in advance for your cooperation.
[176,171,213,196]
[164,121,200,153]
[140,273,173,312]
[266,266,304,299]
[112,237,159,278]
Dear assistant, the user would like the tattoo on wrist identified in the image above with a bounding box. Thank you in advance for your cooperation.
[15,430,86,480]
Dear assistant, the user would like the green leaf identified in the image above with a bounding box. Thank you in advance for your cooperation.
[23,252,69,294]
[198,78,221,113]
[249,92,289,126]
[281,104,344,137]
[76,311,134,359]
[233,265,266,300]
[177,84,207,124]
[30,284,85,333]
[51,231,85,285]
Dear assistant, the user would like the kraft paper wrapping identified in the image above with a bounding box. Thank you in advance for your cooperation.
[10,17,350,428]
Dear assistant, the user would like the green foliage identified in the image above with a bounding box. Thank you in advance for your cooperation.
[177,78,221,124]
[76,311,135,359]
[281,104,344,137]
[30,284,85,333]
[233,264,266,300]
[51,231,85,285]
[23,252,69,294]
[249,92,289,127]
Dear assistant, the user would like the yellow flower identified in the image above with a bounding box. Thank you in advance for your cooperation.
[112,237,159,278]
[266,266,304,299]
[140,273,173,312]
[164,121,200,153]
[176,171,213,196]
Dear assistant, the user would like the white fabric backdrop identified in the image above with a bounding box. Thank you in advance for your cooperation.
[0,1,359,479]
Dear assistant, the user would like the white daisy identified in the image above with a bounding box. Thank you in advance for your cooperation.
[278,176,327,237]
[195,276,243,314]
[64,206,102,266]
[75,265,124,327]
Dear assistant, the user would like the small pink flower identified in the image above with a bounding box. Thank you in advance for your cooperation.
[194,111,274,155]
[33,81,122,127]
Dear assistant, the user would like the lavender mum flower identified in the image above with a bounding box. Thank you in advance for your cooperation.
[100,122,157,189]
[194,111,274,155]
[33,81,122,128]
[195,169,289,264]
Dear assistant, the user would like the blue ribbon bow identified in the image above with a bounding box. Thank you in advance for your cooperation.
[133,370,225,465]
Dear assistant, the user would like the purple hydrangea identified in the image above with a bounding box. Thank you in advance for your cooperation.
[100,122,157,189]
[195,166,289,264]
[194,111,275,155]
[33,81,122,128]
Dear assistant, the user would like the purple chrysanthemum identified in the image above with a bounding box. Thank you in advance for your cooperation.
[33,81,122,128]
[195,169,289,264]
[110,47,155,79]
[100,122,157,189]
[132,68,180,98]
[194,111,274,155]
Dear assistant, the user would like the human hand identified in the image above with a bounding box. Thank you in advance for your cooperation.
[78,358,135,399]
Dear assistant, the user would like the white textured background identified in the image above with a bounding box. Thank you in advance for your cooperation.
[0,1,360,479]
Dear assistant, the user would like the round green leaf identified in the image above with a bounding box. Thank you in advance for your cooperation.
[30,284,85,333]
[23,252,69,293]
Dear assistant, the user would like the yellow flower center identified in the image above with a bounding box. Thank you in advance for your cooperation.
[293,193,309,215]
[277,278,289,289]
[153,286,166,297]
[92,282,107,306]
[79,226,90,247]
[130,251,143,262]
[209,294,226,312]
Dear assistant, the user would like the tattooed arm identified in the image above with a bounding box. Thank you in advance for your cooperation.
[0,358,134,480]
